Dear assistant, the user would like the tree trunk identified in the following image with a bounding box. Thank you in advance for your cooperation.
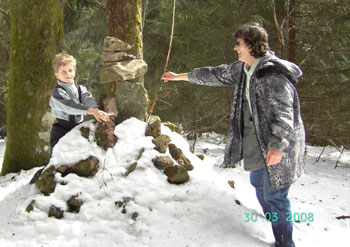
[1,0,63,175]
[106,0,143,59]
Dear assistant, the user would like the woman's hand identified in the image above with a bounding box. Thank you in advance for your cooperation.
[161,72,189,82]
[266,147,282,166]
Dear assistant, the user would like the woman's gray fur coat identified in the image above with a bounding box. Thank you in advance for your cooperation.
[188,51,305,190]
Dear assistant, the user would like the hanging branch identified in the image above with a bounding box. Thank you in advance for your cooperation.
[163,0,176,74]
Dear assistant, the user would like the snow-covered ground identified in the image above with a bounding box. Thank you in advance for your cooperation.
[0,118,349,247]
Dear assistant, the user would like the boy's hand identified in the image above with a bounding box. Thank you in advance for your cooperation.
[87,108,110,123]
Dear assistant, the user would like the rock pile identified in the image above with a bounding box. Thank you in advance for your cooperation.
[31,120,119,219]
[146,115,193,184]
[29,116,193,219]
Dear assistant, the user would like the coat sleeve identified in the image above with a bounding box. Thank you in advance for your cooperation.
[188,61,243,87]
[79,85,99,109]
[265,74,296,152]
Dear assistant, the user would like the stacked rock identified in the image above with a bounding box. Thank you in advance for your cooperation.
[100,36,148,123]
[100,37,148,83]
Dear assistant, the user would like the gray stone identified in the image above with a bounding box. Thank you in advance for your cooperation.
[152,156,174,170]
[145,115,161,138]
[100,59,148,83]
[164,165,190,184]
[102,51,136,62]
[152,135,171,153]
[114,81,148,123]
[103,36,132,52]
[102,96,118,119]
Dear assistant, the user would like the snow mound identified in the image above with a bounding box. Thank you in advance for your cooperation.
[0,118,273,247]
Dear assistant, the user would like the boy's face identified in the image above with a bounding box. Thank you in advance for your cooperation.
[55,63,76,83]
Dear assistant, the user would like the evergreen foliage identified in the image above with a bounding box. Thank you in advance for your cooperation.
[294,0,350,146]
[143,0,276,134]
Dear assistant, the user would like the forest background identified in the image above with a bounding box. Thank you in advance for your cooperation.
[0,0,349,148]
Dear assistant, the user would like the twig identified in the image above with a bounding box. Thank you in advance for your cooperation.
[315,146,326,162]
[163,0,176,73]
[335,146,345,169]
[185,113,230,134]
[147,88,176,122]
[99,158,114,189]
[328,139,345,168]
[147,93,158,123]
[335,215,350,220]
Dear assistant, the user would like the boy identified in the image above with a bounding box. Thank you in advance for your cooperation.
[49,52,110,154]
[29,52,109,184]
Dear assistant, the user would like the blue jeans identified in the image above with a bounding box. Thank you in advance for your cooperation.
[250,168,295,247]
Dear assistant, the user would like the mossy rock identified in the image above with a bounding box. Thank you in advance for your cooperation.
[145,115,162,138]
[164,165,190,184]
[80,127,90,140]
[34,166,56,196]
[163,122,183,134]
[152,135,171,153]
[168,144,194,171]
[26,200,36,213]
[70,156,99,177]
[67,195,83,213]
[48,205,64,219]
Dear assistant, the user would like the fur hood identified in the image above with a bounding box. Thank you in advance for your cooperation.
[256,52,302,85]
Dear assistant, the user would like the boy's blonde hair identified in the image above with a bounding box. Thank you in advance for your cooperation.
[52,52,77,73]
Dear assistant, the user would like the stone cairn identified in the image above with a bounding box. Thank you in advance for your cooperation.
[100,36,148,124]
[30,115,193,219]
[29,37,192,220]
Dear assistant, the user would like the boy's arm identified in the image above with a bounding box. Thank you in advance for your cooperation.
[79,85,99,108]
[50,87,109,123]
[79,86,110,123]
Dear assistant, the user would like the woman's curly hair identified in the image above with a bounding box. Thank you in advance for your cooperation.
[234,22,270,58]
